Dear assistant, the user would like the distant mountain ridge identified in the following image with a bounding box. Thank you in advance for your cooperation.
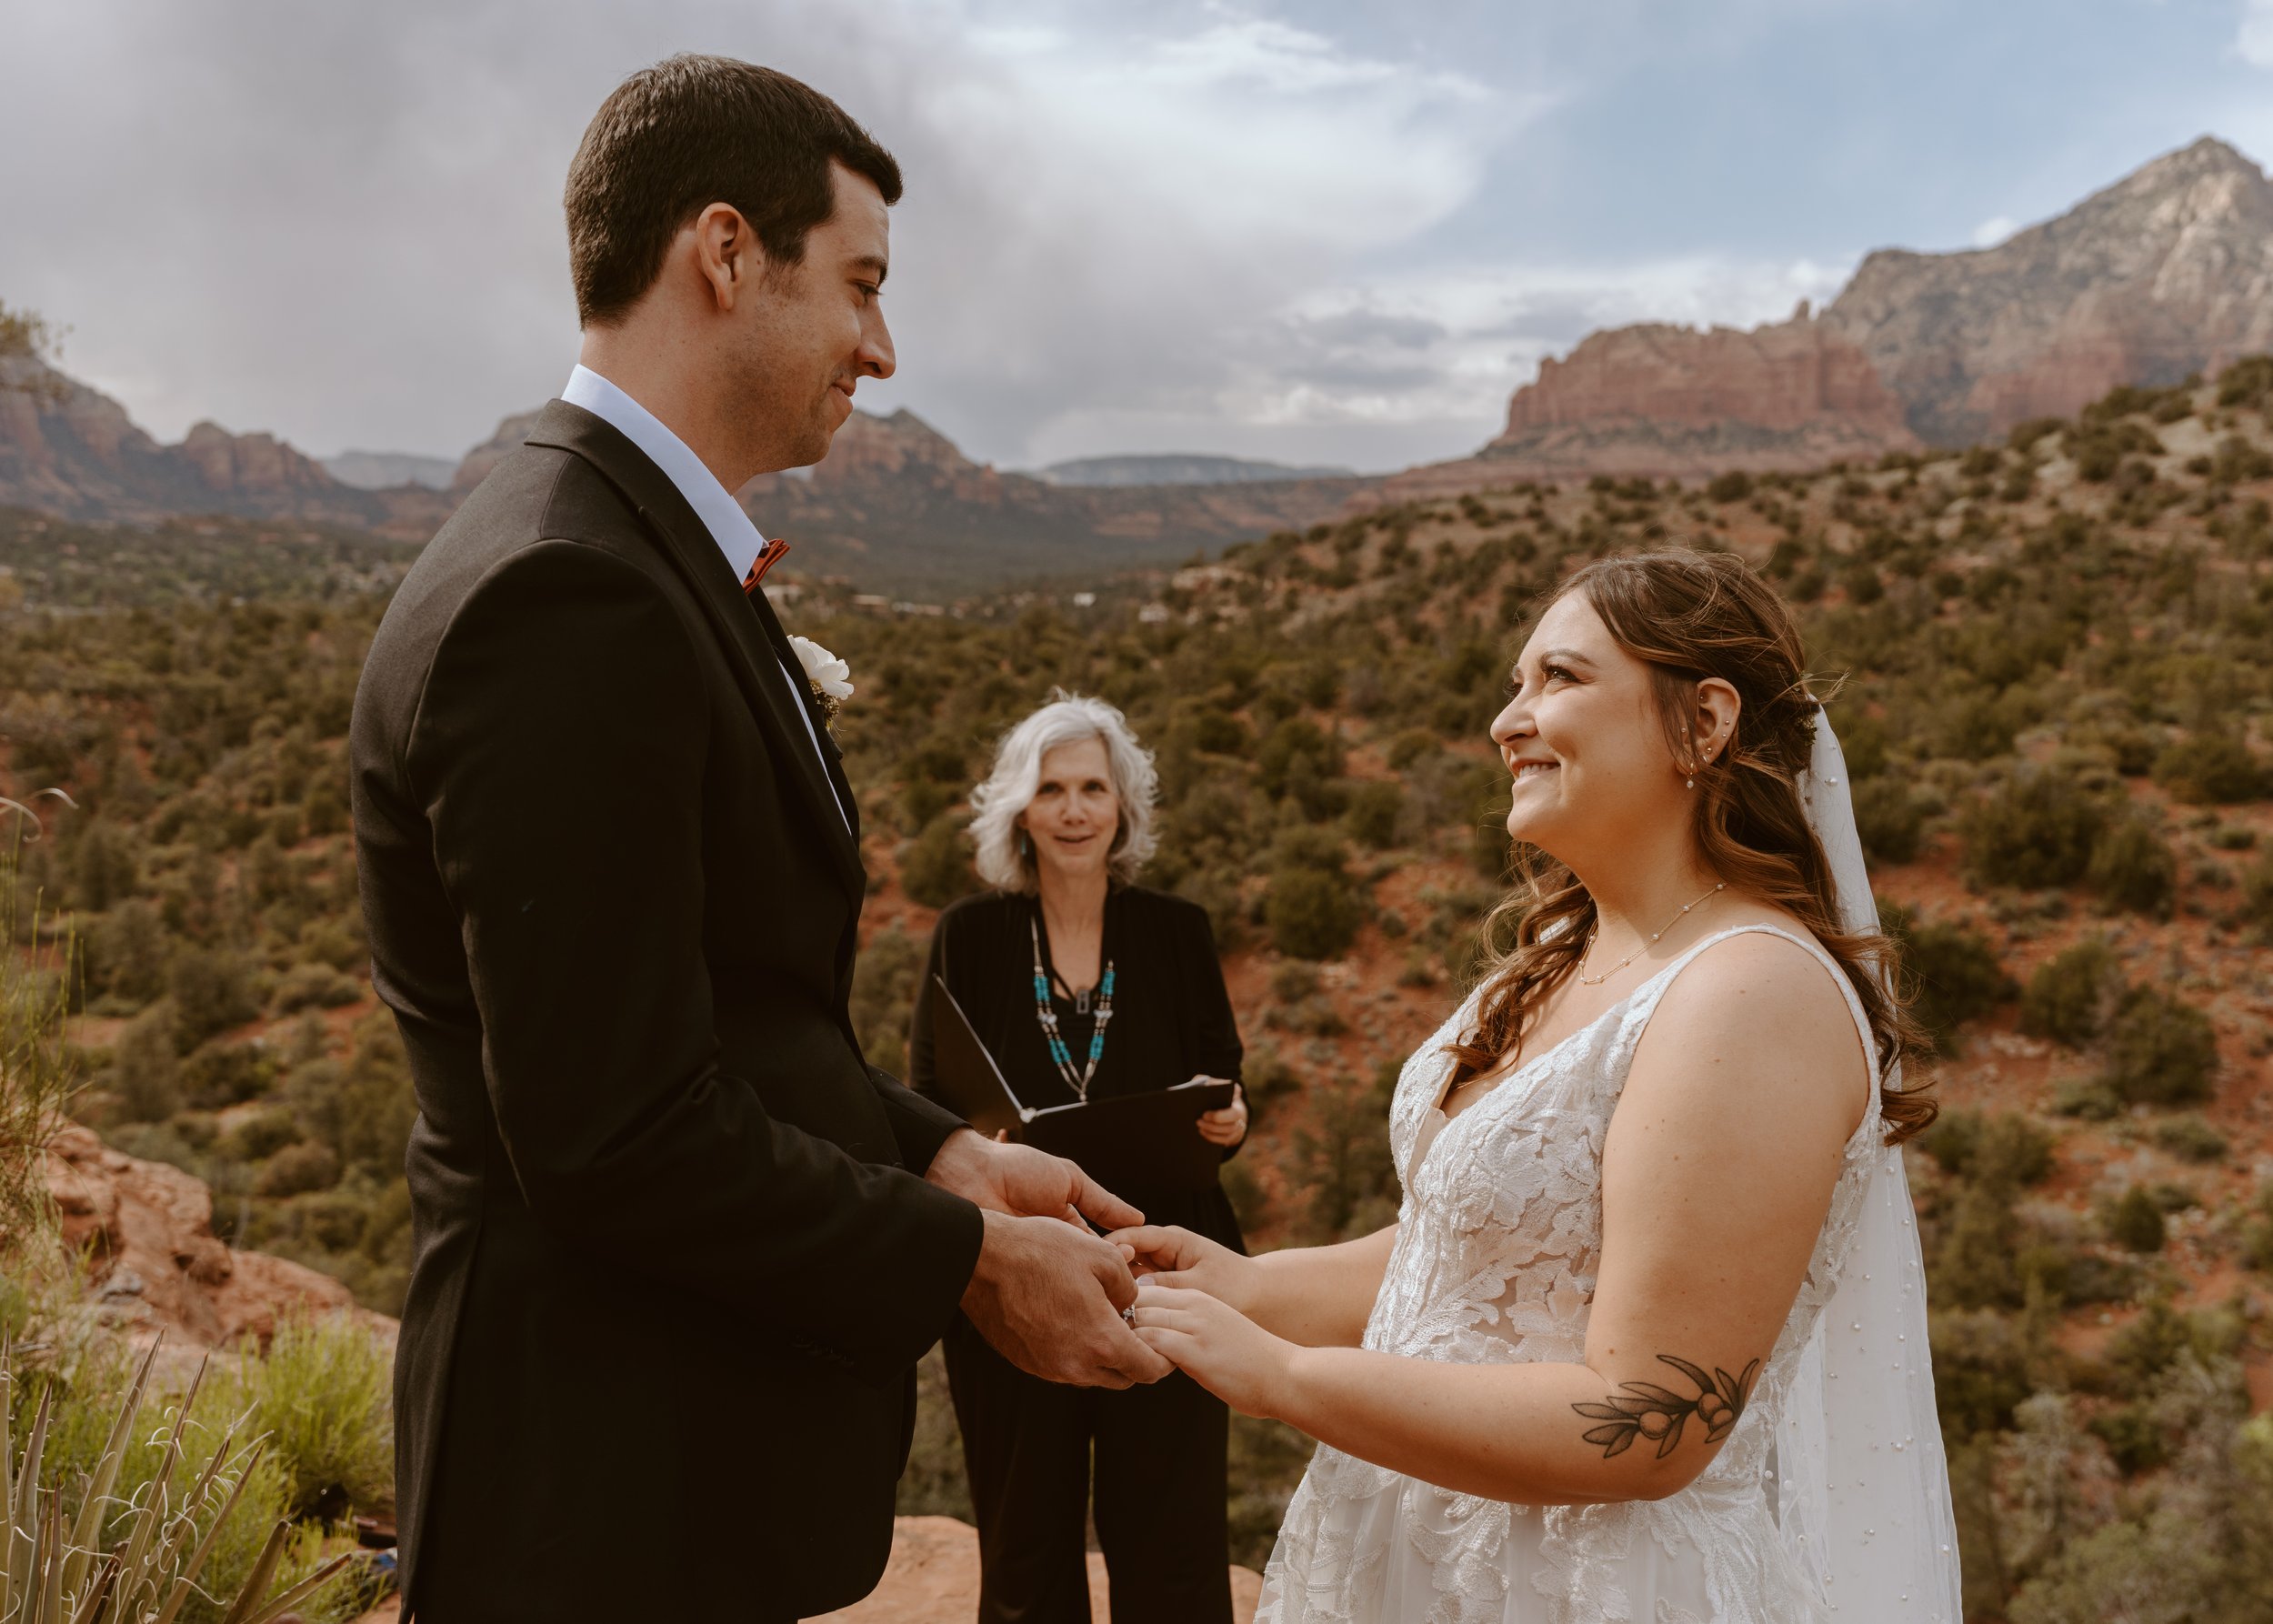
[322,449,456,491]
[0,349,450,536]
[1378,135,2273,502]
[1036,453,1356,486]
[0,357,1360,590]
[733,408,1364,592]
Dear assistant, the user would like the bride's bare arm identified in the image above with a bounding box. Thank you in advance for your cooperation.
[1133,933,1869,1504]
[1112,1221,1398,1348]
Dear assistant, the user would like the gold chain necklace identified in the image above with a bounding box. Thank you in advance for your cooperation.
[1575,882,1727,987]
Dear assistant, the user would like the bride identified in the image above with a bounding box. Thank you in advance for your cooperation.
[1116,549,1961,1623]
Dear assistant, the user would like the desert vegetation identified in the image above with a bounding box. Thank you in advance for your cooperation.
[0,851,389,1623]
[6,361,2273,1616]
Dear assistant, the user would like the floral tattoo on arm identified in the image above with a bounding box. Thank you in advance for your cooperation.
[1574,1355,1762,1459]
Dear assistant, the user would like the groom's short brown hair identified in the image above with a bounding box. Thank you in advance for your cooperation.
[564,55,903,326]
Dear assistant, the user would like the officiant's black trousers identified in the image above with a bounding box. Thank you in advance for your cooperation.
[945,1315,1235,1624]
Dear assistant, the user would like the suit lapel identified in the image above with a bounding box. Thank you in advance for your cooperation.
[523,401,866,902]
[742,584,863,848]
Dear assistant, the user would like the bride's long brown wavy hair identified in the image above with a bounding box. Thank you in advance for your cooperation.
[1445,549,1938,1145]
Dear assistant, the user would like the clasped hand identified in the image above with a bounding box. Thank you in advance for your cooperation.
[1111,1222,1298,1418]
[926,1128,1171,1388]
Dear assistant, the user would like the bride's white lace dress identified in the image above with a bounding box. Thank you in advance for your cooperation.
[1258,922,1948,1624]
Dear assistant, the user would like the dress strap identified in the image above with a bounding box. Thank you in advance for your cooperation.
[1625,923,1882,1131]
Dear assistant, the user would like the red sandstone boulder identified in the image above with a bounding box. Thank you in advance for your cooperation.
[43,1124,395,1354]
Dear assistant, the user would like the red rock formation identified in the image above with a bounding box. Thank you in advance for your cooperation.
[447,408,542,493]
[44,1124,395,1353]
[1367,311,1918,505]
[1498,312,1910,439]
[1377,135,2273,504]
[1825,136,2273,443]
[0,352,440,533]
[178,420,338,495]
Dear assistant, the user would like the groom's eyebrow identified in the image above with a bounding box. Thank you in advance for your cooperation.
[852,254,888,286]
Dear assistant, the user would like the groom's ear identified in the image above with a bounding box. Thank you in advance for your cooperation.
[689,202,765,312]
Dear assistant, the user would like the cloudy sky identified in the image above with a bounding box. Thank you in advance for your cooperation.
[5,0,2273,475]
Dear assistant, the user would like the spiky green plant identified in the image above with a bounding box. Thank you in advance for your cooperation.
[1,1338,352,1624]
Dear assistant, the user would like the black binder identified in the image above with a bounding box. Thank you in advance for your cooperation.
[928,975,1237,1194]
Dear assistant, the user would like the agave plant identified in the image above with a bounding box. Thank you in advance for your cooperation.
[1,1337,352,1624]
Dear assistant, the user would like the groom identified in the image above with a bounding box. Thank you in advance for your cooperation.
[351,55,1170,1624]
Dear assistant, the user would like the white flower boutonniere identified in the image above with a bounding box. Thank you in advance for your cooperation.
[787,635,855,725]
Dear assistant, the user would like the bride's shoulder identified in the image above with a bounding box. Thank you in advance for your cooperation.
[1633,919,1873,1123]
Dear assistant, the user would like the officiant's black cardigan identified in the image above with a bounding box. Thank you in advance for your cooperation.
[351,401,984,1624]
[912,886,1247,1249]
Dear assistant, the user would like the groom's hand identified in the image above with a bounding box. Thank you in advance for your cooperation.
[926,1127,1145,1232]
[962,1211,1174,1388]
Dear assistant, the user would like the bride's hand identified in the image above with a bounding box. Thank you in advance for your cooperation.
[1106,1224,1259,1315]
[1129,1283,1293,1418]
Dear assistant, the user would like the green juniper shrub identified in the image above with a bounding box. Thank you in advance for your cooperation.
[2086,726,2163,778]
[2086,815,2178,917]
[2088,1401,2169,1475]
[2218,353,2273,408]
[1879,901,2012,1051]
[182,1039,275,1109]
[271,959,362,1016]
[2150,1112,2228,1163]
[2098,1298,2245,1398]
[225,1105,305,1162]
[2018,937,2124,1047]
[899,812,977,908]
[2213,434,2273,483]
[2242,1185,2273,1271]
[847,923,925,1074]
[1920,1108,2056,1188]
[1238,1043,1301,1106]
[2239,849,2273,938]
[1344,780,1405,850]
[88,897,170,1008]
[1259,717,1347,821]
[1928,1307,2036,1440]
[1960,767,2108,890]
[1383,728,1437,771]
[2102,986,2219,1107]
[255,1139,343,1198]
[1279,1062,1400,1242]
[1929,1175,2031,1311]
[1851,776,1928,864]
[168,944,261,1049]
[1265,827,1365,961]
[2051,1076,2121,1121]
[2102,1185,2167,1252]
[107,1002,182,1123]
[2153,731,2268,805]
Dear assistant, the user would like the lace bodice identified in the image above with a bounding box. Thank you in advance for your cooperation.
[1258,924,1887,1624]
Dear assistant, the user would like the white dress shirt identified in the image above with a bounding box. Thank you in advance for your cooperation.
[560,365,848,830]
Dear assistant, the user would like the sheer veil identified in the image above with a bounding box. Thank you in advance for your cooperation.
[1780,707,1964,1620]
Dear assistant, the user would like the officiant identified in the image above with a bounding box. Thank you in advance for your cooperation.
[912,691,1247,1624]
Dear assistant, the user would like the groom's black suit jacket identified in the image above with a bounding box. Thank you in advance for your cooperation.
[351,401,986,1622]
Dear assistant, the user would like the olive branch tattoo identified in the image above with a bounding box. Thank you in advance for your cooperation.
[1573,1355,1761,1460]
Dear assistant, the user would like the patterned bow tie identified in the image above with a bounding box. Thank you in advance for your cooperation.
[742,536,792,597]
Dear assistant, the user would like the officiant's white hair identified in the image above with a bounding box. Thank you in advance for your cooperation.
[969,692,1158,893]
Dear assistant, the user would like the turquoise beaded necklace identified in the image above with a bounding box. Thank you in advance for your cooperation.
[1029,915,1116,1102]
